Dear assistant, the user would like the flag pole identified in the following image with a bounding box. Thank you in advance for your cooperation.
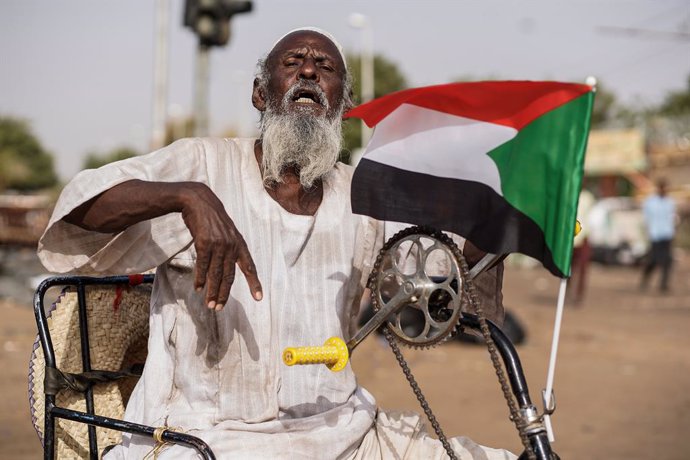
[543,276,568,442]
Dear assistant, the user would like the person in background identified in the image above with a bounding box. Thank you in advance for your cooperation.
[641,178,676,293]
[570,188,595,305]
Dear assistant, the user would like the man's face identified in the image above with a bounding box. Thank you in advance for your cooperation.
[262,31,346,119]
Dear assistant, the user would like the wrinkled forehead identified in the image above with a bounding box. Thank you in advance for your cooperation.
[267,30,346,71]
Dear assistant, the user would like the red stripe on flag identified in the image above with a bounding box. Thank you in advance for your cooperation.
[346,81,592,130]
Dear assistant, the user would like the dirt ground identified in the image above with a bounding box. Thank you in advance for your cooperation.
[1,254,689,459]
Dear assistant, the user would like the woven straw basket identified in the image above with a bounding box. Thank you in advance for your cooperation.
[28,284,152,458]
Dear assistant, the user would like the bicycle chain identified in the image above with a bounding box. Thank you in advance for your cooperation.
[380,326,458,459]
[368,226,536,460]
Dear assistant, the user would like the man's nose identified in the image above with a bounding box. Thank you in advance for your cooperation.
[298,58,319,81]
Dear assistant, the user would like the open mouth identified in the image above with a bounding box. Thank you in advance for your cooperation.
[291,89,322,106]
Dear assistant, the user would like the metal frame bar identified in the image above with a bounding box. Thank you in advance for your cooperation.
[76,282,98,459]
[50,406,216,458]
[460,314,555,460]
[33,275,216,460]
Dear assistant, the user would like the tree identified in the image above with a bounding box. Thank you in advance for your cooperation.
[0,116,57,191]
[647,74,690,149]
[82,147,139,170]
[451,73,502,83]
[164,116,196,146]
[341,53,408,162]
[590,82,618,129]
[657,74,690,116]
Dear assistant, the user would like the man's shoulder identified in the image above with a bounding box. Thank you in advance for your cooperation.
[327,163,385,231]
[171,137,255,153]
[333,161,355,178]
[151,137,255,169]
[326,162,356,193]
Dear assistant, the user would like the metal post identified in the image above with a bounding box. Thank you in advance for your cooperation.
[348,13,374,148]
[151,0,170,150]
[360,23,374,146]
[194,43,211,137]
[76,282,98,459]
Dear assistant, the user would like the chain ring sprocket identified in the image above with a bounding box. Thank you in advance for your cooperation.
[368,226,467,348]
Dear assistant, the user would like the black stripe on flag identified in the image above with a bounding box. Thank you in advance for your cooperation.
[351,158,564,277]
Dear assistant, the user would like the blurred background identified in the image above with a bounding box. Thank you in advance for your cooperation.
[1,1,689,459]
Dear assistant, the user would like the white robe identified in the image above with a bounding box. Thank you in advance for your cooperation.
[38,138,516,460]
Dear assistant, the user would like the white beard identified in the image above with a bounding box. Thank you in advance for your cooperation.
[260,83,343,189]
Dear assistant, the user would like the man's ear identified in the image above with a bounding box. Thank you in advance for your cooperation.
[252,78,267,112]
[341,88,355,120]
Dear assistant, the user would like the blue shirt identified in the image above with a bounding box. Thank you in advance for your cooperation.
[643,194,675,241]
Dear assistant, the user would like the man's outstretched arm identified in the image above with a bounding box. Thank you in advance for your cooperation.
[64,179,263,310]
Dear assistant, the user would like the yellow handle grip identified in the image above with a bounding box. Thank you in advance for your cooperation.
[282,336,349,372]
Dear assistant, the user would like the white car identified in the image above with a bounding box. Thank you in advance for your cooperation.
[587,197,649,265]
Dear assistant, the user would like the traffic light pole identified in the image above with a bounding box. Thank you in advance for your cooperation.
[151,0,170,149]
[185,0,253,137]
[194,43,210,137]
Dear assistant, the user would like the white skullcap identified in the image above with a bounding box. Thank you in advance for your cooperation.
[269,27,347,67]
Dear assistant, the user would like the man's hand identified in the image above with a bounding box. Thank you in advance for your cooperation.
[179,183,263,310]
[65,179,263,311]
[463,240,487,267]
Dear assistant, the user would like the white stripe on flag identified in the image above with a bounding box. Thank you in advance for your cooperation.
[362,104,517,196]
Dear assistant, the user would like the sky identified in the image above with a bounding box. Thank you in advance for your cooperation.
[1,0,689,180]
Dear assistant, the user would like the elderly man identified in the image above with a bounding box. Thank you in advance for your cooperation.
[39,28,515,459]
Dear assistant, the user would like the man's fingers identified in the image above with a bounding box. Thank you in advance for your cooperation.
[237,245,263,301]
[194,245,211,292]
[204,251,225,308]
[216,257,236,310]
[193,223,261,307]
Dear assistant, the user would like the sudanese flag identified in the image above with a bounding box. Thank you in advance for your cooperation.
[346,81,595,278]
